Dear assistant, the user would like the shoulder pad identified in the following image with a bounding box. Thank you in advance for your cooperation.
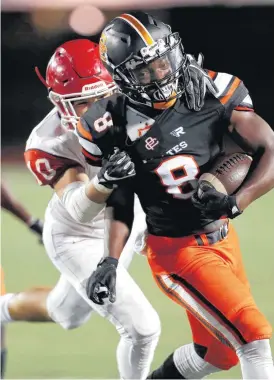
[207,70,253,118]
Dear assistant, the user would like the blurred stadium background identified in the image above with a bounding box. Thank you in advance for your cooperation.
[1,0,274,378]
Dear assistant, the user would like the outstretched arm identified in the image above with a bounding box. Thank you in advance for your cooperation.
[1,181,33,225]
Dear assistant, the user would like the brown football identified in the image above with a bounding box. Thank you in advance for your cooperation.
[199,153,253,195]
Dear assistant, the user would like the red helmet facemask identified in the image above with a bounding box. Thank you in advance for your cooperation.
[36,39,117,129]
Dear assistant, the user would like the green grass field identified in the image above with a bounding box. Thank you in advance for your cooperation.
[1,164,274,379]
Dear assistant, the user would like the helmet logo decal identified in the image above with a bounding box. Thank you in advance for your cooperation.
[99,32,108,63]
[118,13,154,46]
[82,81,107,93]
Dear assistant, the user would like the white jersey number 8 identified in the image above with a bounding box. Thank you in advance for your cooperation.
[155,155,199,199]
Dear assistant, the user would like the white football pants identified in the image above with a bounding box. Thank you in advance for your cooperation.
[43,204,160,379]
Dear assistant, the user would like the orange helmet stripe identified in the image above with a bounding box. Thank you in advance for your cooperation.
[118,13,154,46]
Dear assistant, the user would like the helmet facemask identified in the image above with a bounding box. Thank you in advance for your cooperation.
[112,33,189,108]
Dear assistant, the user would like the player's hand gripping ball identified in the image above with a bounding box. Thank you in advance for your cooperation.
[192,153,252,219]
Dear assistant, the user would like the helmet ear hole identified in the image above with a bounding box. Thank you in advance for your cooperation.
[148,15,158,26]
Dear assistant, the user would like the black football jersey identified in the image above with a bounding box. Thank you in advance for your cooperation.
[76,71,253,237]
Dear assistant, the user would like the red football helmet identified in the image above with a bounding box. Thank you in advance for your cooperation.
[35,39,117,128]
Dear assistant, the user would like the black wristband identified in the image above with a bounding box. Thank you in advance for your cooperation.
[228,196,242,219]
[29,218,43,236]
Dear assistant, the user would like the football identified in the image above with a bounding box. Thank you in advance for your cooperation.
[199,153,253,195]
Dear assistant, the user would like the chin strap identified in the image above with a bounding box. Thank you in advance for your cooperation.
[153,97,177,110]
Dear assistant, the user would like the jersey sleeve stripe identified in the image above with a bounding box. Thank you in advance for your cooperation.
[82,148,102,167]
[78,136,102,157]
[234,106,254,112]
[240,94,253,107]
[24,148,83,164]
[76,120,93,142]
[214,73,234,97]
[207,70,218,81]
[220,77,241,105]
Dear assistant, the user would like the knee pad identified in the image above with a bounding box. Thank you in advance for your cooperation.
[194,342,239,371]
[118,307,161,344]
[46,284,92,330]
[136,307,161,343]
[233,306,272,343]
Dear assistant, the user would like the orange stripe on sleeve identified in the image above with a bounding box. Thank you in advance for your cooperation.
[220,77,241,105]
[82,148,101,162]
[234,106,254,112]
[76,120,93,142]
[207,70,217,79]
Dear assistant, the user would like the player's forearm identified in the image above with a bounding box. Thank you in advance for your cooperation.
[55,168,113,223]
[55,167,112,204]
[104,207,131,260]
[236,145,274,211]
[60,180,110,224]
[109,220,131,260]
[104,188,134,260]
[85,176,113,203]
[1,184,32,225]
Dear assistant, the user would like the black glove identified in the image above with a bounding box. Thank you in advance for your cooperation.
[192,181,242,219]
[86,257,118,305]
[185,53,218,111]
[97,149,135,189]
[29,218,44,244]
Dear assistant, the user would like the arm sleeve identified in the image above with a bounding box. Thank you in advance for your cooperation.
[103,184,135,265]
[60,181,105,224]
[106,183,135,230]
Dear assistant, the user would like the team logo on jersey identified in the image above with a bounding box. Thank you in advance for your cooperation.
[99,32,108,63]
[170,126,185,137]
[145,137,159,150]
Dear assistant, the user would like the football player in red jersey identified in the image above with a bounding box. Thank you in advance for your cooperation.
[76,12,274,379]
[1,38,215,378]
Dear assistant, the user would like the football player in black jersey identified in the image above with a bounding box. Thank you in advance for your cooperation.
[76,12,274,379]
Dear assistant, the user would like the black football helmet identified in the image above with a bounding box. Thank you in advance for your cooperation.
[99,11,190,110]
